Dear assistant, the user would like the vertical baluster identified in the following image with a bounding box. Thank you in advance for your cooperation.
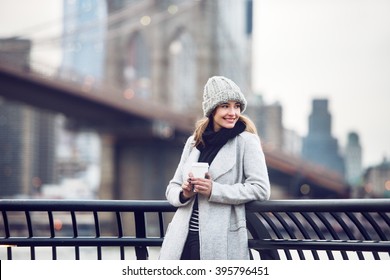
[158,211,165,238]
[116,211,125,259]
[70,211,80,260]
[25,211,35,260]
[2,211,12,260]
[134,211,148,260]
[93,211,102,260]
[47,211,57,260]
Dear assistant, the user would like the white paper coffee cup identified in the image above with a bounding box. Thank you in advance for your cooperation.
[191,162,209,178]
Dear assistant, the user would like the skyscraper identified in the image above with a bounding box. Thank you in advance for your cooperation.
[0,100,26,196]
[345,132,363,187]
[0,39,56,197]
[302,99,345,176]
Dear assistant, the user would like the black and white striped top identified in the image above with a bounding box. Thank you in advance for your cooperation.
[189,209,199,231]
[189,196,200,232]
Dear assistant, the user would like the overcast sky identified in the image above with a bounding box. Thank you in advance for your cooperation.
[1,0,389,167]
[0,0,62,65]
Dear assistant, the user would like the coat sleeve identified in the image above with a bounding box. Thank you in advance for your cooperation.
[165,136,195,207]
[209,133,271,205]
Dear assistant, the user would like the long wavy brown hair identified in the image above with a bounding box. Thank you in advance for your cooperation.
[192,115,258,147]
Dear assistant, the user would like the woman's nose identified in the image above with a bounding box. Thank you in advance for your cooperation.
[228,107,236,115]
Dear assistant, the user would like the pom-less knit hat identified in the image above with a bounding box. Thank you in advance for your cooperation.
[202,76,247,117]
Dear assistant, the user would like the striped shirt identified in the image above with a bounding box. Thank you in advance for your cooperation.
[189,209,199,231]
[189,196,199,232]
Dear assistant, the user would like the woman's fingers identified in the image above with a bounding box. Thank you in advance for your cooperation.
[191,177,213,197]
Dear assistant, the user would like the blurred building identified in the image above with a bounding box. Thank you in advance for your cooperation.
[344,132,363,187]
[247,94,302,156]
[363,157,390,198]
[302,98,345,176]
[0,99,28,196]
[0,38,56,197]
[105,0,253,117]
[283,128,302,156]
[247,95,284,149]
[0,38,31,69]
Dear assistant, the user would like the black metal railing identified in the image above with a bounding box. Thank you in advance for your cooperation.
[246,199,390,260]
[1,199,389,260]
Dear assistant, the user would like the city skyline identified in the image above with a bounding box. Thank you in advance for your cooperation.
[1,0,389,168]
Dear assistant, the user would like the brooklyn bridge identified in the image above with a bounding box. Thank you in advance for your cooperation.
[0,64,349,200]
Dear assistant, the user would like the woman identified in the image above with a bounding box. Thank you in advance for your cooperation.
[159,76,270,260]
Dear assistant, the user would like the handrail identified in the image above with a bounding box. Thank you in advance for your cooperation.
[0,199,175,211]
[246,199,390,212]
[1,199,390,260]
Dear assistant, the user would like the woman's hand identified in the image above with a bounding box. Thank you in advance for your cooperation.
[191,172,213,198]
[181,173,197,200]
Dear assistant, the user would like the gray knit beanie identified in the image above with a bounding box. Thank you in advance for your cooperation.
[202,76,247,117]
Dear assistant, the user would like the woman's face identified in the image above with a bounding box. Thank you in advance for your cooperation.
[212,101,241,132]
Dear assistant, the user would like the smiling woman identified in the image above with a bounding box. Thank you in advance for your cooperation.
[159,76,271,260]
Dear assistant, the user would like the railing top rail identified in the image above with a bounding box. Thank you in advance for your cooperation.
[0,199,175,212]
[1,199,390,212]
[246,199,390,212]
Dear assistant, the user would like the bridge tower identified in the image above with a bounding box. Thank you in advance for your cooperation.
[100,0,253,199]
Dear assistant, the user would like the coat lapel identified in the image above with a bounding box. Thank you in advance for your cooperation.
[209,137,237,180]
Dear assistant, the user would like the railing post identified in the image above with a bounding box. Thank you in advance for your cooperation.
[134,211,149,260]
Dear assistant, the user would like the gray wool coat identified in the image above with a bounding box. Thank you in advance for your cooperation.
[159,131,271,260]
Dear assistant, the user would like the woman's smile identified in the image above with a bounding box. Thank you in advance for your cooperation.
[223,117,237,124]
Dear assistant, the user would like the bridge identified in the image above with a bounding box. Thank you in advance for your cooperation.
[0,64,349,199]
